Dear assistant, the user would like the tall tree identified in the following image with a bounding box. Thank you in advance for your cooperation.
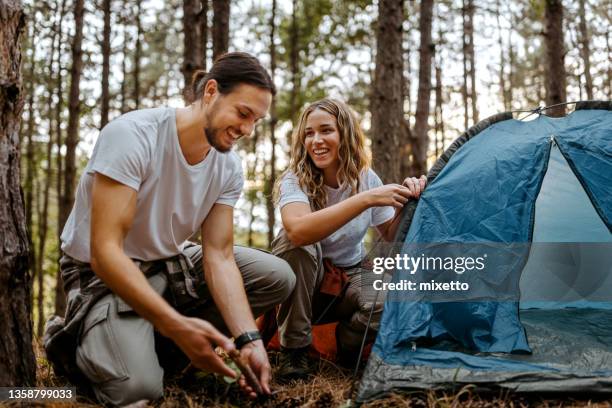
[212,0,230,60]
[461,0,478,127]
[199,0,209,71]
[371,0,406,183]
[466,0,478,123]
[55,0,67,245]
[411,0,434,176]
[543,0,566,117]
[577,0,593,100]
[100,0,112,128]
[266,0,277,247]
[133,0,142,109]
[496,0,509,110]
[22,22,37,281]
[182,0,208,100]
[58,0,86,316]
[119,0,130,113]
[288,0,299,127]
[0,0,37,386]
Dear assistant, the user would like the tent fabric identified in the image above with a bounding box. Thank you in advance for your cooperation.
[357,102,612,402]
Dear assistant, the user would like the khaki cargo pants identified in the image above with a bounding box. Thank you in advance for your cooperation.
[271,230,385,350]
[74,245,295,406]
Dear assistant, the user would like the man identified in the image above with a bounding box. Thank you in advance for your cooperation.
[44,52,295,406]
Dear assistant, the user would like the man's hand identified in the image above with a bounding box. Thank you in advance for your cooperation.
[237,340,272,398]
[165,316,237,379]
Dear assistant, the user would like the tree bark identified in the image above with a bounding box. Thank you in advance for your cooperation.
[37,0,64,337]
[133,0,142,109]
[577,0,593,100]
[199,0,208,71]
[466,0,478,123]
[120,0,129,113]
[0,0,37,386]
[247,128,260,248]
[24,23,36,244]
[411,0,434,176]
[496,0,508,110]
[461,0,469,129]
[371,0,406,183]
[212,0,230,60]
[54,1,67,317]
[58,0,85,316]
[100,0,111,128]
[182,0,208,101]
[289,0,299,127]
[266,0,277,247]
[544,0,566,117]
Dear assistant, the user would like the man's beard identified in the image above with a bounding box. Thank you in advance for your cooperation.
[204,100,232,153]
[204,126,230,152]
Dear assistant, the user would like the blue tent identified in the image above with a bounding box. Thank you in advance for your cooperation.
[357,101,612,402]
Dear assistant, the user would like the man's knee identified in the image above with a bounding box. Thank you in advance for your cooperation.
[96,372,164,406]
[76,295,164,405]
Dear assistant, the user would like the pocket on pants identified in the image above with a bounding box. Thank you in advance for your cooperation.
[76,303,129,384]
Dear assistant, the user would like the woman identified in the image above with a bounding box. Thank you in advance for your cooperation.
[272,98,426,381]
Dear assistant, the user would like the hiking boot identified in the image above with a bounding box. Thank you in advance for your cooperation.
[336,342,361,369]
[275,346,313,383]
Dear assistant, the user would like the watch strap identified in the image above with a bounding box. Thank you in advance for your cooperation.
[234,330,262,349]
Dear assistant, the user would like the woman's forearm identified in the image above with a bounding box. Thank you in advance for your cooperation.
[283,192,372,246]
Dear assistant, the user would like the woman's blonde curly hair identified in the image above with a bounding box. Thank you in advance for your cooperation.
[274,98,370,211]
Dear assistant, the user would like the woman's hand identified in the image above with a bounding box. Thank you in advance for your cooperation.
[401,175,427,198]
[364,184,413,208]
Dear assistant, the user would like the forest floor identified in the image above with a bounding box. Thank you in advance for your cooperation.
[8,342,611,408]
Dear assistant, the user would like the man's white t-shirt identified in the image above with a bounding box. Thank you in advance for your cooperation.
[277,169,394,267]
[61,107,244,262]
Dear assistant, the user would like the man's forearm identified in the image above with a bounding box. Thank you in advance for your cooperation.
[91,243,182,337]
[203,255,256,337]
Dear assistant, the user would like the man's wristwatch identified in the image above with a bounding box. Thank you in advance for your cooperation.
[234,330,262,349]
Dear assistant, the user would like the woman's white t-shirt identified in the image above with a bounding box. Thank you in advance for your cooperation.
[278,169,394,267]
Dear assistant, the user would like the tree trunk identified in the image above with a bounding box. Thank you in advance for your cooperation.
[411,0,434,176]
[461,0,469,129]
[606,30,611,97]
[23,22,37,298]
[199,0,208,71]
[544,0,566,117]
[0,0,37,386]
[37,0,63,337]
[24,23,36,243]
[58,0,85,316]
[100,0,111,128]
[371,0,406,183]
[266,0,277,247]
[120,1,129,113]
[289,0,299,127]
[182,0,207,101]
[466,0,478,123]
[37,129,52,336]
[434,61,444,157]
[246,128,260,248]
[133,0,142,109]
[212,0,230,60]
[54,1,67,317]
[577,0,593,100]
[496,0,508,110]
